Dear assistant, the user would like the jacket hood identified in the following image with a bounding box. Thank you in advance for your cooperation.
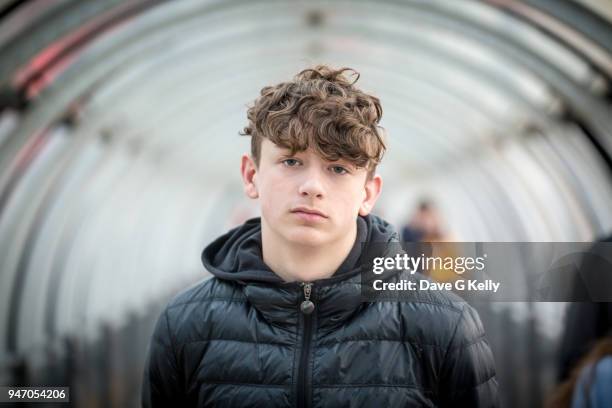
[201,214,401,287]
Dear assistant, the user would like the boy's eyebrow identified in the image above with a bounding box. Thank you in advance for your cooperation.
[272,147,292,155]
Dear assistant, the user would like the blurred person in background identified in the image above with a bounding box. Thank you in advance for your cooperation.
[401,199,459,283]
[548,336,612,408]
[400,198,444,242]
[558,234,612,382]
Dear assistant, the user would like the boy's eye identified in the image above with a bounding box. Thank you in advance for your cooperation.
[330,165,348,175]
[282,158,300,167]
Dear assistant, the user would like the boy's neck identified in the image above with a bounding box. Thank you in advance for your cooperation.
[261,220,358,283]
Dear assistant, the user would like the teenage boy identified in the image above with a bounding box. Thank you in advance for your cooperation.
[142,65,498,407]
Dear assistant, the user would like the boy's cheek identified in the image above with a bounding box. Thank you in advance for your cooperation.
[259,200,280,221]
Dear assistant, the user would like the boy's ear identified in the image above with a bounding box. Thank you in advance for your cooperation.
[241,154,259,199]
[359,174,383,216]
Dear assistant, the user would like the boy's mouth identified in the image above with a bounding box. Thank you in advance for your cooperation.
[290,206,328,220]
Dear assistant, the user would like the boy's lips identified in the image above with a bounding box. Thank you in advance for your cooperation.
[290,206,328,219]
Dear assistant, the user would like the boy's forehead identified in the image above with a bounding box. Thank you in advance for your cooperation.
[262,139,309,156]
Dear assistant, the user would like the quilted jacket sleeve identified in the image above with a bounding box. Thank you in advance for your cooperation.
[438,304,499,408]
[141,308,185,407]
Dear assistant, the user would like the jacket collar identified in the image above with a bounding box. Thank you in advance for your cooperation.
[202,215,400,328]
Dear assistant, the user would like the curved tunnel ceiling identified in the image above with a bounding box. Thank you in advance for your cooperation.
[0,0,611,354]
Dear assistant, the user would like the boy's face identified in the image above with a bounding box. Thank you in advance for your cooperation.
[241,139,382,247]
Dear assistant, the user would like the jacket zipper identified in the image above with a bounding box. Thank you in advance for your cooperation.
[297,282,314,408]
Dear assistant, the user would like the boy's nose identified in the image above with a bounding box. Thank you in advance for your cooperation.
[298,172,325,198]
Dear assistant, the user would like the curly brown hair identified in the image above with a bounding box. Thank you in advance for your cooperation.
[240,65,386,178]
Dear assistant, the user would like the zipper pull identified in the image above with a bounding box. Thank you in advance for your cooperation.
[300,282,315,315]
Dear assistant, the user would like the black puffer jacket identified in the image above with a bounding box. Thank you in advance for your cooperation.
[142,215,498,407]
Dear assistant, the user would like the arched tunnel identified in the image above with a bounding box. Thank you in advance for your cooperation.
[1,0,612,406]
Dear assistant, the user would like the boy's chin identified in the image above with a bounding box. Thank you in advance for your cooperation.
[284,228,331,248]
